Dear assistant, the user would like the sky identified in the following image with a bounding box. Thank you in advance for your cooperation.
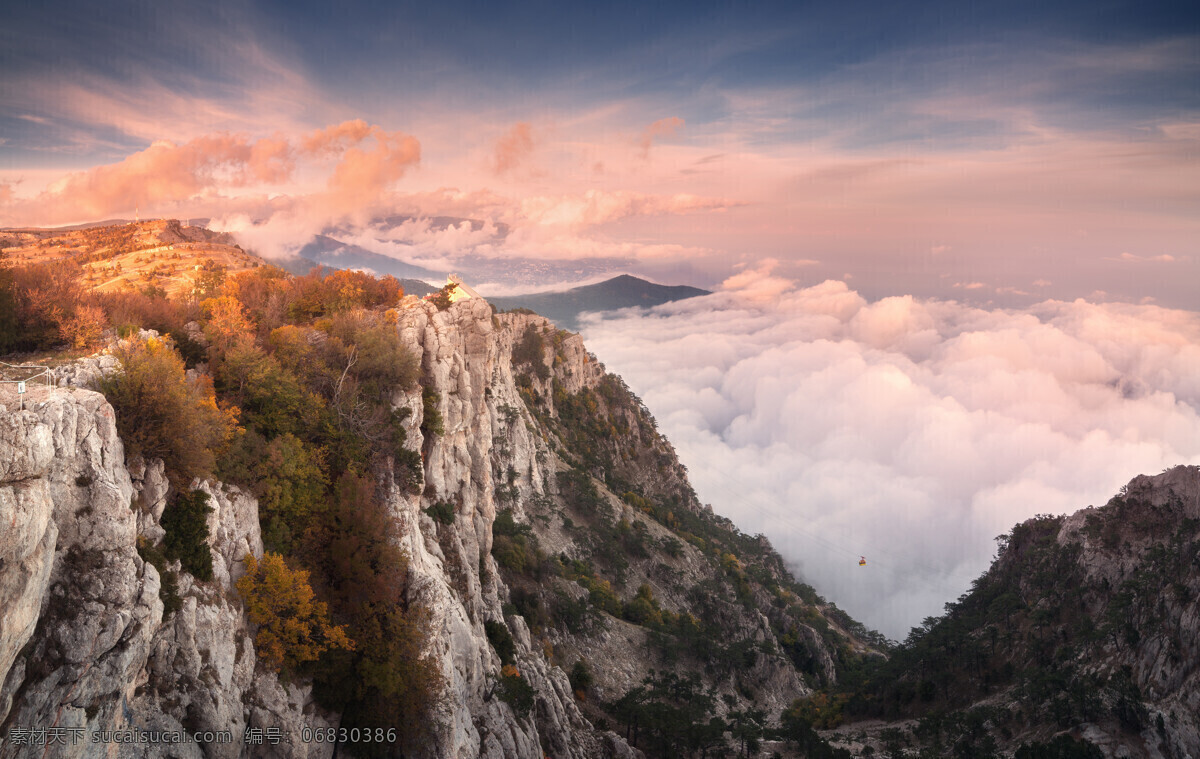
[2,0,1197,302]
[3,0,1199,636]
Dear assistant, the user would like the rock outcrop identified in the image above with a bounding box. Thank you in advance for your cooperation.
[0,388,334,758]
[389,297,633,758]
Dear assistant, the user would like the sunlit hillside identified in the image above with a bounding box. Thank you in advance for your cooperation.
[0,219,264,298]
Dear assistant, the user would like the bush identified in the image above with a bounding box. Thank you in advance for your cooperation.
[253,433,329,552]
[495,665,535,717]
[237,552,354,674]
[428,283,454,311]
[421,386,444,437]
[99,337,233,485]
[512,325,550,380]
[425,500,456,525]
[307,473,445,755]
[287,267,403,320]
[1014,735,1104,759]
[136,535,182,616]
[95,289,195,340]
[569,659,593,696]
[161,489,215,581]
[485,620,516,666]
[2,259,88,352]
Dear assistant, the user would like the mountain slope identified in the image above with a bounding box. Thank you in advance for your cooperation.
[831,466,1200,758]
[297,235,443,282]
[489,274,710,330]
[1,219,260,298]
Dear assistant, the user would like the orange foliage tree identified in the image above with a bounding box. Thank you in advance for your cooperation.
[237,552,354,674]
[100,336,235,485]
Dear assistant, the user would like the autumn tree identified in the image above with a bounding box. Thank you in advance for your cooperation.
[223,265,291,334]
[201,295,255,360]
[99,337,234,485]
[237,552,353,675]
[191,258,227,301]
[307,473,445,754]
[0,263,18,353]
[3,259,89,351]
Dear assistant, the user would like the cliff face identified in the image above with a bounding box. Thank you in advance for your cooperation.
[387,297,634,758]
[0,386,334,759]
[1,294,860,758]
[0,300,642,759]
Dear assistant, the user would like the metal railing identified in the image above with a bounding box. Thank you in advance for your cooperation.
[1,361,53,409]
[0,360,53,394]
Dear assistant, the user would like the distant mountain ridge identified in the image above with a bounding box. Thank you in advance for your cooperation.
[298,234,444,282]
[490,274,710,330]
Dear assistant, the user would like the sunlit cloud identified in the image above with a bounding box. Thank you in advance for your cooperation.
[492,122,535,175]
[638,117,685,158]
[1107,252,1180,263]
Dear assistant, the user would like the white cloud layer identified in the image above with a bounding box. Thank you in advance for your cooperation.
[579,277,1200,639]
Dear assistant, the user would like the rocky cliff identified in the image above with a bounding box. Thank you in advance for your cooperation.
[0,293,870,758]
[0,297,655,758]
[0,384,335,759]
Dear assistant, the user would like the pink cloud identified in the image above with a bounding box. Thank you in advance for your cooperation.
[492,122,535,175]
[720,258,796,301]
[301,119,375,155]
[639,116,684,158]
[7,121,419,227]
[327,129,420,207]
[519,189,738,228]
[1110,252,1178,263]
[29,133,299,223]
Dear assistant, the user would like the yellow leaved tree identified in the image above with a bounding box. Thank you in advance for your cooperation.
[237,552,353,674]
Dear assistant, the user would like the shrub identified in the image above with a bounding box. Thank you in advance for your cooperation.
[136,535,182,616]
[161,489,215,581]
[217,340,324,440]
[307,473,445,755]
[1014,735,1104,759]
[425,500,456,525]
[485,620,516,666]
[190,259,226,301]
[421,386,444,437]
[237,552,354,674]
[253,433,329,552]
[512,325,549,380]
[100,337,233,485]
[569,659,593,696]
[95,289,196,341]
[428,283,454,311]
[3,259,88,352]
[58,304,106,349]
[287,267,403,320]
[495,665,535,717]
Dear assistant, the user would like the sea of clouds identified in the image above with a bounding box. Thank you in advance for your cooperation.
[579,270,1200,640]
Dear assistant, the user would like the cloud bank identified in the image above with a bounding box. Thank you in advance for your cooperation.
[580,274,1200,639]
[6,120,420,227]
